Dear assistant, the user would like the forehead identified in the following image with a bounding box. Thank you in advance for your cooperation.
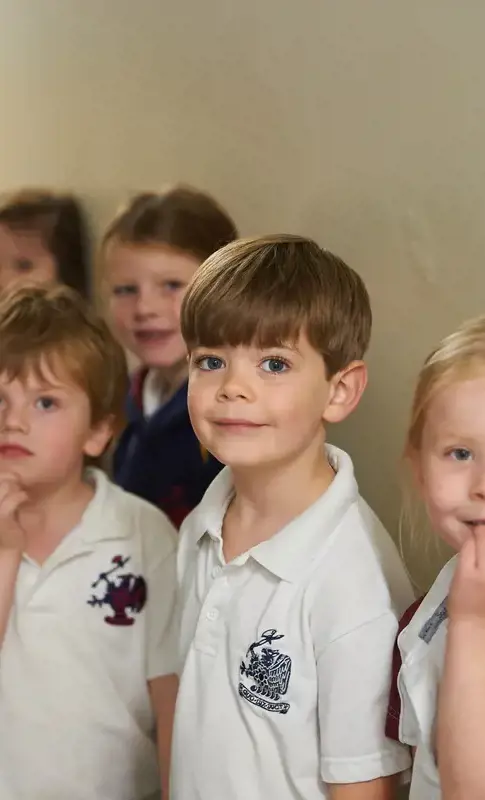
[196,330,322,359]
[104,242,201,279]
[425,374,485,439]
[0,224,48,258]
[0,356,85,395]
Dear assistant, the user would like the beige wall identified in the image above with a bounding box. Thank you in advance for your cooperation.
[2,1,484,590]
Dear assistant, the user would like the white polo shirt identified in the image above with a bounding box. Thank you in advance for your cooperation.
[0,469,177,800]
[397,557,455,800]
[172,445,413,800]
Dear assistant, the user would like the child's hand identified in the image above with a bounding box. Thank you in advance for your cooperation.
[448,525,485,625]
[0,473,28,552]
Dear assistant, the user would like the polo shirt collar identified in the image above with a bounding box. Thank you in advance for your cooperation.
[79,469,131,543]
[193,445,358,582]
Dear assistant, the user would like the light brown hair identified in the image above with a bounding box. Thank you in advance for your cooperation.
[181,234,372,376]
[0,189,91,298]
[406,314,485,455]
[102,184,238,263]
[0,284,128,433]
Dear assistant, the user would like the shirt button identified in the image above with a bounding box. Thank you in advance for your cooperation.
[206,608,219,621]
[212,566,222,579]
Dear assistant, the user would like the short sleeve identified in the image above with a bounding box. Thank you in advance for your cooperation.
[138,505,179,680]
[386,597,424,741]
[317,613,412,784]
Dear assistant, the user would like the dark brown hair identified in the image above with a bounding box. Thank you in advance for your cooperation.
[102,184,238,262]
[0,189,91,298]
[181,234,372,376]
[0,284,127,432]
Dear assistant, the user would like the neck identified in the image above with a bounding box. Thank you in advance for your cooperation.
[21,469,95,564]
[230,437,335,530]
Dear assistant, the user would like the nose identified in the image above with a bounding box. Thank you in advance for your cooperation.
[0,401,29,433]
[133,285,161,320]
[471,465,485,499]
[217,363,255,402]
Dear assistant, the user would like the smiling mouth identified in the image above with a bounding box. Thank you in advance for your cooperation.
[464,520,485,529]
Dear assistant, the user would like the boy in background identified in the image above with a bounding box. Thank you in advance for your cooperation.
[103,185,238,526]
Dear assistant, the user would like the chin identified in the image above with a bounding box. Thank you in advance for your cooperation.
[208,445,274,471]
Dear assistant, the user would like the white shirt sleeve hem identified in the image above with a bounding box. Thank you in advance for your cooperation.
[321,749,412,784]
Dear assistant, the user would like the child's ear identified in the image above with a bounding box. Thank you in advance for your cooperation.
[84,417,116,458]
[323,361,368,424]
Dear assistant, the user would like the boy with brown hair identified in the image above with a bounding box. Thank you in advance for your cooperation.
[0,285,177,800]
[172,235,413,800]
[102,185,238,526]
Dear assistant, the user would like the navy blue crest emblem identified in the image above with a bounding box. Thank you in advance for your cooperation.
[239,628,292,714]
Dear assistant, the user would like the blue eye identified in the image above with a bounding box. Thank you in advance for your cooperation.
[449,448,473,462]
[15,258,34,272]
[261,358,289,374]
[112,284,137,297]
[163,280,185,292]
[35,397,57,411]
[196,356,224,371]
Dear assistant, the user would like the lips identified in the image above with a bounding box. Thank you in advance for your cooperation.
[0,444,32,457]
[134,330,174,344]
[212,419,264,428]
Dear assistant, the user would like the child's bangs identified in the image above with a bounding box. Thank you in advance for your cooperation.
[0,339,85,389]
[184,291,305,350]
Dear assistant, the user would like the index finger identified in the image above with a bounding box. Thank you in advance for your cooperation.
[0,471,24,488]
[473,523,485,570]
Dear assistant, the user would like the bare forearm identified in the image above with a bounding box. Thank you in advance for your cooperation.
[0,549,20,647]
[329,776,397,800]
[438,620,485,800]
[149,674,178,798]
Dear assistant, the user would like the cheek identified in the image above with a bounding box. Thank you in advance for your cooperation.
[169,291,189,326]
[109,298,133,329]
[187,377,204,417]
[272,380,327,423]
[421,467,462,521]
[38,254,58,283]
[187,375,221,428]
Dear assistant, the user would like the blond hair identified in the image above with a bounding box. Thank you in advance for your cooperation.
[0,284,128,433]
[181,234,371,376]
[406,315,485,455]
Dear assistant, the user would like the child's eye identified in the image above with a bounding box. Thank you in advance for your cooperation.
[448,447,473,462]
[35,397,57,411]
[195,356,225,371]
[112,284,137,297]
[260,357,290,374]
[163,280,185,292]
[14,258,34,273]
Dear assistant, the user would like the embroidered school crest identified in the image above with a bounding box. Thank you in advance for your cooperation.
[239,628,292,714]
[87,555,147,626]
